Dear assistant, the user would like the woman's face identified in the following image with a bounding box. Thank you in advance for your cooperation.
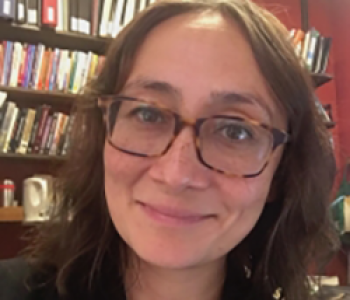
[104,12,286,269]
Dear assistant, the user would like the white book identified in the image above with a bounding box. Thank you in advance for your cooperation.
[0,102,16,150]
[81,52,93,88]
[56,50,68,91]
[0,92,7,108]
[123,0,136,26]
[9,43,22,87]
[99,0,113,37]
[63,56,71,91]
[111,0,126,38]
[72,52,87,94]
[56,0,64,31]
[2,106,18,153]
[302,31,311,64]
[139,0,147,12]
[62,0,68,31]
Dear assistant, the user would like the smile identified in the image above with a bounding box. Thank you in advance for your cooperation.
[137,202,213,226]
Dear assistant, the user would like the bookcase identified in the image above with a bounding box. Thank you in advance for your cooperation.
[0,0,150,259]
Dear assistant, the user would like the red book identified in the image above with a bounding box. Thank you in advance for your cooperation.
[45,50,55,90]
[41,0,57,27]
[18,44,28,87]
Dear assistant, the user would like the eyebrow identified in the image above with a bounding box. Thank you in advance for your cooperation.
[124,78,272,119]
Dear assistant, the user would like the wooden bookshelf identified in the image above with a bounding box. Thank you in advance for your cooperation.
[312,73,333,88]
[0,207,24,222]
[0,153,66,162]
[0,21,111,55]
[0,86,76,106]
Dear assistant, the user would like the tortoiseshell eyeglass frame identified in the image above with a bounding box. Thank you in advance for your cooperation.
[97,95,290,178]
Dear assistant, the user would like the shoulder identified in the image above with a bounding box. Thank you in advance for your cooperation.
[0,257,59,300]
[0,257,31,300]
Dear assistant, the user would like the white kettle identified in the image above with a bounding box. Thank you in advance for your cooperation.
[23,175,54,222]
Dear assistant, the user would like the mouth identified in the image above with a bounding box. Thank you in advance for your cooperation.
[137,201,213,226]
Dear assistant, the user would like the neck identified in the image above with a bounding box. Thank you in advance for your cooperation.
[125,256,226,300]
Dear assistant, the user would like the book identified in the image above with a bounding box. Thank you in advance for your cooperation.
[0,0,16,20]
[27,0,40,25]
[16,0,28,23]
[17,108,36,154]
[69,0,78,32]
[42,0,58,27]
[3,106,18,152]
[78,0,91,34]
[0,101,16,151]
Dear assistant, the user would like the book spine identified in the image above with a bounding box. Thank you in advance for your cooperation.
[27,105,43,154]
[3,107,19,153]
[17,44,28,87]
[49,48,60,91]
[45,112,58,154]
[4,106,20,152]
[9,108,28,153]
[39,114,53,154]
[23,45,36,88]
[32,105,51,153]
[17,108,36,154]
[61,114,74,156]
[0,102,15,151]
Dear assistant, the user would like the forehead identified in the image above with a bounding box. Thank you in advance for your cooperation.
[125,12,286,127]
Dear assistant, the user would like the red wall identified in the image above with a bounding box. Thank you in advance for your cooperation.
[256,0,301,29]
[308,0,350,284]
[255,0,348,285]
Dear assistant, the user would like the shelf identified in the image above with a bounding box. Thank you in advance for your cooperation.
[0,153,67,162]
[325,121,336,129]
[0,21,111,55]
[0,86,76,105]
[312,73,333,88]
[0,207,24,222]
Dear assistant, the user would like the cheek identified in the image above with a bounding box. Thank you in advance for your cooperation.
[104,142,147,187]
[103,143,149,214]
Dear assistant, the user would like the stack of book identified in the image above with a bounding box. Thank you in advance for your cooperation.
[289,28,332,73]
[0,0,157,38]
[0,95,74,156]
[0,41,105,93]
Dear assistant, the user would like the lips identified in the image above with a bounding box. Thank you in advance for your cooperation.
[137,201,212,225]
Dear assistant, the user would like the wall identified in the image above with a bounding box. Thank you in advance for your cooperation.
[255,0,348,284]
[308,0,350,285]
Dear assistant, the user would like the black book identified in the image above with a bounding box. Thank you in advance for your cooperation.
[0,0,16,20]
[27,105,43,153]
[78,0,91,35]
[0,101,9,130]
[320,37,332,73]
[9,107,28,153]
[16,0,28,23]
[69,0,79,32]
[27,0,39,25]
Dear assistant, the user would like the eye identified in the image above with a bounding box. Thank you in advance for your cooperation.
[130,106,165,123]
[219,123,253,141]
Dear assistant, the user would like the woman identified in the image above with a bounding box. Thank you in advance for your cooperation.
[0,0,338,300]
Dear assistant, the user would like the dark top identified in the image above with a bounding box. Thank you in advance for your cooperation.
[0,256,250,300]
[0,257,31,300]
[0,257,58,300]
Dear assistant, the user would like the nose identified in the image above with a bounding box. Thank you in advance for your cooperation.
[148,127,211,193]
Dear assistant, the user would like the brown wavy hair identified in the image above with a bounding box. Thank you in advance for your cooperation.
[24,1,338,300]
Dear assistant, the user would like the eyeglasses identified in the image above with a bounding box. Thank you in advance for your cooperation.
[98,95,289,178]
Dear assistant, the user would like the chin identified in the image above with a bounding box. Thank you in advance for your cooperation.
[132,243,208,269]
[123,228,222,270]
